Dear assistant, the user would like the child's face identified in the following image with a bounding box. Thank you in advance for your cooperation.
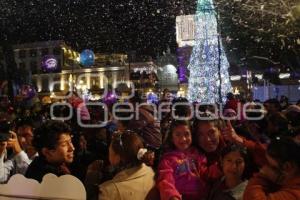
[222,151,245,180]
[109,144,120,166]
[172,125,192,151]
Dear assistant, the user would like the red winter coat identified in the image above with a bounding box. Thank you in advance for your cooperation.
[157,147,209,200]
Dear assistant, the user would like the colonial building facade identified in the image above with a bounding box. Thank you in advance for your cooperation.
[11,40,157,98]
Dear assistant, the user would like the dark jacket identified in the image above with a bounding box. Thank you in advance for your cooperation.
[128,106,162,149]
[25,156,70,182]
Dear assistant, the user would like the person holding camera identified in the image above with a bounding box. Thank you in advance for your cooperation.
[0,121,31,184]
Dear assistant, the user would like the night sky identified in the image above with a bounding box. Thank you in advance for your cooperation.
[0,0,196,56]
[0,0,299,69]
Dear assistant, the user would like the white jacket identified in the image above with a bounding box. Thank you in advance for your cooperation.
[0,150,31,184]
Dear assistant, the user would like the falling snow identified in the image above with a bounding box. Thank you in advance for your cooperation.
[0,0,299,68]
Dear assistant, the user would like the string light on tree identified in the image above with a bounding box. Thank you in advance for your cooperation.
[187,0,232,103]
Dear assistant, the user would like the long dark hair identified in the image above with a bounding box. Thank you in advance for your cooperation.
[221,144,251,180]
[192,116,225,149]
[192,115,224,136]
[164,120,191,151]
[192,115,226,164]
[33,120,71,153]
[267,137,300,168]
[111,130,153,167]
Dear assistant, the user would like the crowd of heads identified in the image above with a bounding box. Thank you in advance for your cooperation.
[1,92,300,199]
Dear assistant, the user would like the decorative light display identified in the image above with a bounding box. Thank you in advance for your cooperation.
[103,91,117,105]
[159,64,178,87]
[20,85,36,100]
[187,0,232,103]
[147,92,159,104]
[177,56,188,83]
[80,49,95,67]
[176,15,196,47]
[41,55,59,73]
[133,66,157,74]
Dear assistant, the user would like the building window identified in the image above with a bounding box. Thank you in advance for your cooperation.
[30,61,37,74]
[42,77,49,92]
[32,79,37,89]
[53,76,60,91]
[30,49,37,57]
[42,48,49,56]
[65,59,73,66]
[57,59,61,69]
[53,47,61,55]
[19,50,26,58]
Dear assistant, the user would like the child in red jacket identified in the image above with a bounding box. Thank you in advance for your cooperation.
[157,120,209,200]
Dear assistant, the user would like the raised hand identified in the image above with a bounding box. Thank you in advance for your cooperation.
[7,131,22,154]
[221,120,243,144]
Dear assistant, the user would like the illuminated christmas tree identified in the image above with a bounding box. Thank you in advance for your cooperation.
[187,0,232,103]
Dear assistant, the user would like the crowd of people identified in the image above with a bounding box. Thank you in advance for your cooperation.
[1,92,300,200]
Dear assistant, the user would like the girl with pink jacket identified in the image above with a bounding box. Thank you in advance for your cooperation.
[157,120,209,200]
